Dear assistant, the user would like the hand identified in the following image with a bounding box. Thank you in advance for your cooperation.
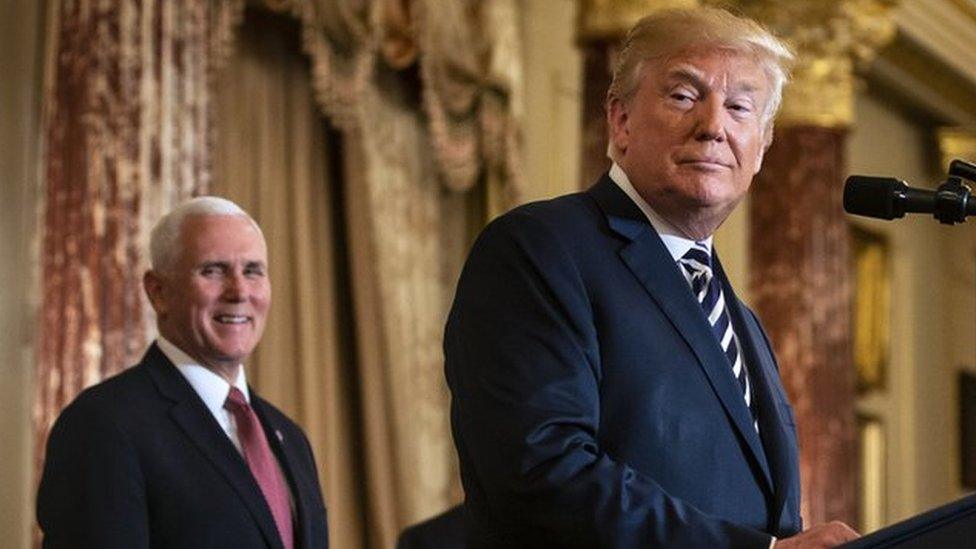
[775,521,860,548]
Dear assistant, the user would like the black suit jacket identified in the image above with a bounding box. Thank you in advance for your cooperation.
[37,343,329,549]
[444,175,802,548]
[397,505,466,549]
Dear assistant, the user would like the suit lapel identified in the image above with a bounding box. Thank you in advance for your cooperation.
[588,177,774,494]
[717,277,799,533]
[251,396,313,549]
[143,344,285,549]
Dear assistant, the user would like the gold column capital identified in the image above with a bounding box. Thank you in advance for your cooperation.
[577,0,700,42]
[713,0,899,128]
[937,127,976,171]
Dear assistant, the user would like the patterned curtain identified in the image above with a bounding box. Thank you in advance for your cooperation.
[34,0,242,520]
[274,0,525,541]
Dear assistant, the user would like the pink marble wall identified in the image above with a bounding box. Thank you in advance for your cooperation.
[35,5,226,544]
[579,42,613,188]
[750,126,857,527]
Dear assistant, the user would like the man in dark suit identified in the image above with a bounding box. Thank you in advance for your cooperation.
[37,197,329,549]
[444,8,857,548]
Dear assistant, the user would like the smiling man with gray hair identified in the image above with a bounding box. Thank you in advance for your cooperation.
[38,196,329,549]
[445,7,857,548]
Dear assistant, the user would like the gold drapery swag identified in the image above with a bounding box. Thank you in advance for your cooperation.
[275,0,524,196]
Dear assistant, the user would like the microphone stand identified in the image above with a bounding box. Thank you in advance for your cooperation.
[933,159,976,225]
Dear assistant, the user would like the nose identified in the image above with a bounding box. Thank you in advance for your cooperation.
[694,96,726,143]
[221,272,247,302]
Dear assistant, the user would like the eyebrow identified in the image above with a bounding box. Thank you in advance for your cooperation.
[665,64,761,95]
[196,260,267,270]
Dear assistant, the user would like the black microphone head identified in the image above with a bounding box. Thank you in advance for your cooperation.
[844,176,907,220]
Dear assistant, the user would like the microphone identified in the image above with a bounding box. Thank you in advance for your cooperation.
[844,171,976,225]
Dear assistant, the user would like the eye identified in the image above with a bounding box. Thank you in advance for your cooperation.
[669,91,695,104]
[200,265,221,277]
[727,100,756,117]
[244,265,266,278]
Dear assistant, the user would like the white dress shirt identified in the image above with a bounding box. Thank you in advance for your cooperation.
[156,336,297,512]
[608,162,714,272]
[157,335,251,454]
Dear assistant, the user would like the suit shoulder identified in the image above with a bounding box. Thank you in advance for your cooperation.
[476,191,603,251]
[493,192,596,230]
[57,364,153,420]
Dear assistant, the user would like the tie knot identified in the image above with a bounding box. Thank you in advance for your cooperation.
[679,244,712,275]
[224,386,249,413]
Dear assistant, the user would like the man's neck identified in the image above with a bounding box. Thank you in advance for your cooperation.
[155,333,243,385]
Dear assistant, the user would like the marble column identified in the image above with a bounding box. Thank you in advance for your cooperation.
[35,3,239,538]
[733,0,898,529]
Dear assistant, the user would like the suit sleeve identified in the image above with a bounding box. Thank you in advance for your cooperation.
[444,212,773,548]
[37,396,150,549]
[295,426,330,549]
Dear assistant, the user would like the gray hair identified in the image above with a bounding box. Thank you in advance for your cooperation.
[149,196,262,272]
[607,7,794,146]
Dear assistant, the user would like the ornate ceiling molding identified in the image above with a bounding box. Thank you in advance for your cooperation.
[895,0,976,89]
[718,0,899,128]
[577,0,699,41]
[861,0,976,127]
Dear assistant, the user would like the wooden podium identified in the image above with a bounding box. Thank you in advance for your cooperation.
[843,493,976,547]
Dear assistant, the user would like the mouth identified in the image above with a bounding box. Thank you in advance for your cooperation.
[678,158,732,170]
[213,314,251,325]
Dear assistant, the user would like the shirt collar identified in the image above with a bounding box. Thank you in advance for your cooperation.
[156,335,251,413]
[608,162,712,261]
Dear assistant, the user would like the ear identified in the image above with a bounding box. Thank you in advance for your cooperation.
[607,97,631,156]
[143,270,167,318]
[754,124,774,175]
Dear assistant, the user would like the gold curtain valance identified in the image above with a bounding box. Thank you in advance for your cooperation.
[266,0,522,195]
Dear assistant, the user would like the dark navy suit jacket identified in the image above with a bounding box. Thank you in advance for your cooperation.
[37,343,329,549]
[444,175,802,548]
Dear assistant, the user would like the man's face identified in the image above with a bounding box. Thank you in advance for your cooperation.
[145,215,270,375]
[609,47,771,238]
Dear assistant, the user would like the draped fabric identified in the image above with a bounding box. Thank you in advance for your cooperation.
[285,0,523,196]
[34,0,241,525]
[212,10,369,546]
[215,5,500,544]
[253,1,524,543]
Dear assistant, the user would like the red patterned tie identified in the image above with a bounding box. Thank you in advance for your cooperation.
[224,387,294,549]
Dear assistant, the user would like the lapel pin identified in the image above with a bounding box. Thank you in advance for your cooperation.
[276,429,284,442]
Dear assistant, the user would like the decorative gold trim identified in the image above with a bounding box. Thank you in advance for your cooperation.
[724,0,898,128]
[937,127,976,171]
[851,225,890,393]
[577,0,700,41]
[778,57,857,128]
[857,415,887,532]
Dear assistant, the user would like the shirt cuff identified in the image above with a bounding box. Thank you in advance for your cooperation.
[769,535,777,549]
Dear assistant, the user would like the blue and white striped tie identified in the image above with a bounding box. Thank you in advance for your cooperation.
[679,243,759,432]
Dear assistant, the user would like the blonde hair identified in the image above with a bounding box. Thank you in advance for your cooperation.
[607,7,794,126]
